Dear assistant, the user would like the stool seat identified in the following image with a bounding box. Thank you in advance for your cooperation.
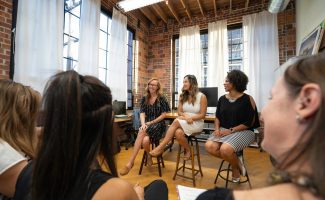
[173,134,203,187]
[139,138,165,177]
[214,150,252,188]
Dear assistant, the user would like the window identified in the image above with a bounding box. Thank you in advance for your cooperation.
[63,3,134,109]
[63,0,81,71]
[228,25,243,71]
[172,24,243,108]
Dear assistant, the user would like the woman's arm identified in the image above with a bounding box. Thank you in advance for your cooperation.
[145,112,167,126]
[139,113,147,131]
[92,178,140,200]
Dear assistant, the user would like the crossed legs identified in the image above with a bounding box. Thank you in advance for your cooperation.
[205,141,241,179]
[150,119,190,158]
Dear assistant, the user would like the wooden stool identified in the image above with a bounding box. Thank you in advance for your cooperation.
[173,135,203,187]
[139,138,165,177]
[214,150,252,188]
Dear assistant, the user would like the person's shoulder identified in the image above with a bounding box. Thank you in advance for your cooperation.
[92,178,138,200]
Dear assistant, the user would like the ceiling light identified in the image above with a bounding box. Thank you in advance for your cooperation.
[117,0,164,12]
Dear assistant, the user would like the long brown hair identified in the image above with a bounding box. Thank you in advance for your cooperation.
[144,78,162,105]
[180,75,199,105]
[0,80,41,158]
[32,71,117,200]
[280,52,325,197]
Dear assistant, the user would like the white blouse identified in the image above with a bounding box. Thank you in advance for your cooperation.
[0,139,26,175]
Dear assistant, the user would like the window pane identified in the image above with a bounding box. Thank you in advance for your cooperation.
[70,5,80,17]
[99,31,107,50]
[99,49,107,69]
[64,13,80,38]
[98,67,106,83]
[100,13,108,31]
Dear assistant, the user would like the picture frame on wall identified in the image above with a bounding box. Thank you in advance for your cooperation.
[298,23,324,56]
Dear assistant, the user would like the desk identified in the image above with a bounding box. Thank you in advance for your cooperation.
[113,116,132,154]
[165,112,215,122]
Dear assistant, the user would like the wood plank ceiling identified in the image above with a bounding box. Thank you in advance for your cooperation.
[112,0,266,26]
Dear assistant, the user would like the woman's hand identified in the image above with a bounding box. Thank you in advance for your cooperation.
[213,129,221,137]
[220,129,232,137]
[139,124,148,131]
[185,116,193,124]
[133,183,144,200]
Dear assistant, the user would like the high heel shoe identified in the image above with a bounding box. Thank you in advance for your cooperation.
[149,148,163,157]
[147,155,153,167]
[181,150,191,161]
[232,177,240,183]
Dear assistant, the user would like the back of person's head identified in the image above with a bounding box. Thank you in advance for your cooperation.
[226,70,248,93]
[282,52,325,198]
[33,70,117,200]
[0,80,40,158]
[180,75,198,104]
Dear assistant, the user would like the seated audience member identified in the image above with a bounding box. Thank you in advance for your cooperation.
[13,71,168,200]
[150,75,207,159]
[205,70,259,182]
[0,80,41,197]
[198,52,325,200]
[120,78,170,176]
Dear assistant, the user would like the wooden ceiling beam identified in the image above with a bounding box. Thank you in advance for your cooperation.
[152,4,168,24]
[245,0,250,10]
[229,0,232,13]
[165,0,181,24]
[179,0,192,21]
[213,0,217,17]
[140,7,158,25]
[196,0,205,17]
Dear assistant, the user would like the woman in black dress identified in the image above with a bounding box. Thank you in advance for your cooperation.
[120,78,170,176]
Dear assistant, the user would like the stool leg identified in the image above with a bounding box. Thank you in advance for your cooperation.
[157,156,162,177]
[214,160,225,184]
[139,152,146,175]
[225,163,231,188]
[173,144,181,180]
[195,139,203,177]
[190,146,196,187]
[246,171,252,189]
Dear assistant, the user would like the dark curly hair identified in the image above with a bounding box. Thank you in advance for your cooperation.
[227,70,248,92]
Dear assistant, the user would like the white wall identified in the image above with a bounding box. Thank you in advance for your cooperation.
[296,0,325,53]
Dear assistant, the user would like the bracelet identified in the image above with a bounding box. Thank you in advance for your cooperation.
[230,128,234,133]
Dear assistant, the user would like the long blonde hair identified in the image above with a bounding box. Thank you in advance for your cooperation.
[180,75,199,105]
[0,80,41,158]
[144,78,162,105]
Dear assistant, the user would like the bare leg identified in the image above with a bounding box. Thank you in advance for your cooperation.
[174,128,191,159]
[150,120,182,156]
[219,144,240,179]
[120,130,147,176]
[205,141,222,158]
[142,136,153,166]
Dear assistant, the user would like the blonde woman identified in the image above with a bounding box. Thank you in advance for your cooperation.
[0,80,41,197]
[150,75,207,159]
[120,78,170,176]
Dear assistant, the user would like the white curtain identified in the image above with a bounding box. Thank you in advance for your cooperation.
[208,20,229,97]
[179,25,201,93]
[78,0,101,77]
[14,0,63,93]
[107,8,127,102]
[243,11,279,110]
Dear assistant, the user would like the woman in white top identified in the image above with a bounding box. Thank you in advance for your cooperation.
[150,75,207,159]
[0,140,27,197]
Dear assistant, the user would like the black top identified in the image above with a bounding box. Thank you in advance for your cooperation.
[216,93,260,129]
[197,188,234,200]
[140,96,170,140]
[13,162,114,200]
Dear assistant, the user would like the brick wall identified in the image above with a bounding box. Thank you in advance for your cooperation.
[148,1,296,105]
[0,0,12,80]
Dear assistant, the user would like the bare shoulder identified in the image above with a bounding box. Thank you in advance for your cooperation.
[233,184,320,200]
[92,178,138,200]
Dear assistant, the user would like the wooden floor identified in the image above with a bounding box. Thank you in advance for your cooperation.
[114,142,274,200]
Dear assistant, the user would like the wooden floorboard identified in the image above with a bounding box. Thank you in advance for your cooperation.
[112,142,274,200]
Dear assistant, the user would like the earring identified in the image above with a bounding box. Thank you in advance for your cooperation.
[296,114,305,123]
